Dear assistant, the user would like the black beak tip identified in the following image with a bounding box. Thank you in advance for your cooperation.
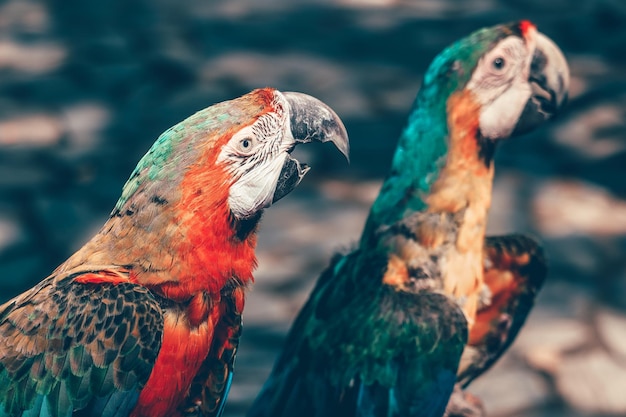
[532,32,570,111]
[516,31,569,135]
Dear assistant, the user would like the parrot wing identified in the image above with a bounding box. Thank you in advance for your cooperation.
[249,251,468,417]
[181,286,243,417]
[0,269,163,417]
[457,234,547,387]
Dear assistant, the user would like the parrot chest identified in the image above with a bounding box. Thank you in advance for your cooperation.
[441,242,483,327]
[379,211,484,327]
[131,294,220,417]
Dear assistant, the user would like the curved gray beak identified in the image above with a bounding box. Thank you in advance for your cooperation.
[513,31,570,135]
[284,91,350,160]
[272,91,350,204]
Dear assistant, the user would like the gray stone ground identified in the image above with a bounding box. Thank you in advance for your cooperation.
[1,0,626,416]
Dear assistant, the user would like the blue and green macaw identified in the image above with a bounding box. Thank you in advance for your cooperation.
[247,21,569,417]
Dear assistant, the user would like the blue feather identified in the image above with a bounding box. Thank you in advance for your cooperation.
[214,371,234,417]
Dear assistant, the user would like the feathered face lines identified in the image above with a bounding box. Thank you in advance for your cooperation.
[417,22,567,147]
[217,99,288,181]
[464,32,534,141]
[118,88,348,229]
[464,22,568,141]
[467,37,529,96]
[215,90,349,220]
[216,92,295,219]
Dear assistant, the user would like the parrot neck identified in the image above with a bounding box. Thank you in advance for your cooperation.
[61,108,268,298]
[362,89,496,327]
[361,88,495,246]
[361,89,448,243]
[60,160,259,300]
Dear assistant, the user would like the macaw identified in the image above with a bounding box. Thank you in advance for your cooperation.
[247,21,568,417]
[0,88,350,417]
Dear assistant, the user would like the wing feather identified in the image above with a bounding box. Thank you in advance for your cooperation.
[180,286,243,417]
[0,272,163,417]
[457,234,547,387]
[249,251,468,417]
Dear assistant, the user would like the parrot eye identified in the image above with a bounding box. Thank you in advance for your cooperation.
[236,137,256,155]
[492,57,506,70]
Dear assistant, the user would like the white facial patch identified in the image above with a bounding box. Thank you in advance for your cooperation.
[227,152,288,218]
[216,93,297,219]
[466,36,535,140]
[479,80,532,139]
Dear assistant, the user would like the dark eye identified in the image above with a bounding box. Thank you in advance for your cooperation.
[492,57,506,70]
[237,136,255,154]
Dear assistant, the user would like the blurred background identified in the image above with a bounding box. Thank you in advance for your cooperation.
[1,0,625,416]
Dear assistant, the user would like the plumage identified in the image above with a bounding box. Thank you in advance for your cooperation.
[248,21,569,417]
[459,234,547,387]
[251,249,467,417]
[0,88,349,417]
[444,235,548,417]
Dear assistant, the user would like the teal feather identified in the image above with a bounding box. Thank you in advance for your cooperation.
[362,25,511,244]
[247,22,559,417]
[112,95,267,212]
[248,250,467,417]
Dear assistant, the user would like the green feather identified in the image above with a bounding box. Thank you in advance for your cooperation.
[112,95,265,212]
[362,25,512,243]
[302,251,466,390]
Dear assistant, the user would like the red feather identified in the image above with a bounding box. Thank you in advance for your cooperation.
[519,20,536,38]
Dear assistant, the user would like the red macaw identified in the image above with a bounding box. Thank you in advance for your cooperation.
[0,88,349,417]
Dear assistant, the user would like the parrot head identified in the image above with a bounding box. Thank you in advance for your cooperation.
[421,20,569,143]
[214,90,350,219]
[91,88,349,292]
[363,21,569,242]
[114,88,349,223]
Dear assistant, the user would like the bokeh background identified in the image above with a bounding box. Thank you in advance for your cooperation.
[1,0,625,416]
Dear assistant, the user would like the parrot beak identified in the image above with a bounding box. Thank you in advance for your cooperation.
[271,91,350,203]
[512,30,570,135]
